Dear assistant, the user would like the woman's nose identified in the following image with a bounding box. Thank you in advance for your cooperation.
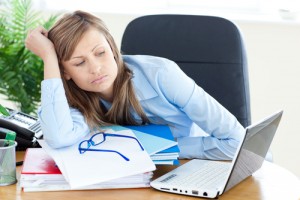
[89,59,101,74]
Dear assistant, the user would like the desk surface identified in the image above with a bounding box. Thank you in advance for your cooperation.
[1,151,300,200]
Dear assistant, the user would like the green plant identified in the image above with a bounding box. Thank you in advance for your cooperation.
[0,0,57,115]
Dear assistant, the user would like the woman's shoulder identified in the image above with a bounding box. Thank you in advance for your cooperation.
[122,55,176,72]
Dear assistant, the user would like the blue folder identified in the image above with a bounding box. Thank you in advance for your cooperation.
[103,125,178,156]
[126,125,180,154]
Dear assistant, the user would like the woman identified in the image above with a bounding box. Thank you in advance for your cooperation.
[25,10,245,160]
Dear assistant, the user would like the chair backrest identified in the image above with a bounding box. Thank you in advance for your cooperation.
[121,14,251,127]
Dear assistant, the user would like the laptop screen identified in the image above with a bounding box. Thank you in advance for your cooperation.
[223,111,282,192]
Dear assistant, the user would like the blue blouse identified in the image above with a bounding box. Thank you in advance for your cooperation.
[38,55,245,160]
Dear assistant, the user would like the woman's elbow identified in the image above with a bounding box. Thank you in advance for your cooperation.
[224,139,241,159]
[43,136,69,149]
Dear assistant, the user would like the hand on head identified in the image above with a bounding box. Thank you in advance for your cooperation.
[25,26,57,62]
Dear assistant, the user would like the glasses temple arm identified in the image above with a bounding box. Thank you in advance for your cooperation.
[79,148,130,161]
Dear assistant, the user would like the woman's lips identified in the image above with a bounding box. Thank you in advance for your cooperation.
[91,75,107,84]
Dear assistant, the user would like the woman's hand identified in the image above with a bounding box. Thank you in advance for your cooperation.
[25,26,61,79]
[25,26,56,62]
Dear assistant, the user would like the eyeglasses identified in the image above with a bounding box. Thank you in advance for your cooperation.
[78,132,144,161]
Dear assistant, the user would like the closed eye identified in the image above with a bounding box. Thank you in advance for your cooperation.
[96,51,105,56]
[75,60,85,66]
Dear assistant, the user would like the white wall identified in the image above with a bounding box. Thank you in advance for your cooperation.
[236,21,300,178]
[1,12,299,178]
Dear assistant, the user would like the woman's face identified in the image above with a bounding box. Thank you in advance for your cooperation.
[62,27,118,102]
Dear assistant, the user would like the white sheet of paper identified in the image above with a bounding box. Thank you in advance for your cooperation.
[38,129,156,188]
[38,140,70,182]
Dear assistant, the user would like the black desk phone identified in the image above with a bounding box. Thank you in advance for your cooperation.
[0,107,42,150]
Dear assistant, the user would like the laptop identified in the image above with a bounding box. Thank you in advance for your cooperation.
[150,110,283,198]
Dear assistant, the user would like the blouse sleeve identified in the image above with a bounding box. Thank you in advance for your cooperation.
[157,59,245,160]
[38,78,90,148]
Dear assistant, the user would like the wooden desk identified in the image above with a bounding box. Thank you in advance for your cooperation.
[1,151,300,200]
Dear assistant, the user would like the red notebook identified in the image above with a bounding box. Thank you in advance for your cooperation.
[21,148,62,175]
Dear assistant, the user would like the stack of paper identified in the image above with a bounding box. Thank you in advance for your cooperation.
[108,125,180,165]
[20,129,156,192]
[20,126,179,192]
[20,148,153,192]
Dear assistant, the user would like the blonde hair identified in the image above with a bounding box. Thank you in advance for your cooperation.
[48,10,149,128]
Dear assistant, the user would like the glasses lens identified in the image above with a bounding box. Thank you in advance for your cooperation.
[80,140,90,149]
[91,133,105,145]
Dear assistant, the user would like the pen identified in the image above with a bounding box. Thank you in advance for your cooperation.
[4,130,16,143]
[16,161,23,166]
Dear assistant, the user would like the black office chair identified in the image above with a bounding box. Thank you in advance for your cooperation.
[121,14,251,127]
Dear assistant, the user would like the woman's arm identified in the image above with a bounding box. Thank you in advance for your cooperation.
[158,59,245,160]
[38,79,90,148]
[25,27,90,148]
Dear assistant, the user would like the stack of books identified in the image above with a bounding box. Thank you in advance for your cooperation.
[126,125,180,165]
[20,148,153,192]
[20,125,180,192]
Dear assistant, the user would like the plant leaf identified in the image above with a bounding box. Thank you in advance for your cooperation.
[0,0,58,114]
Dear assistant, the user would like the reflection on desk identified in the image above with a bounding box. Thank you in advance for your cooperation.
[1,151,300,200]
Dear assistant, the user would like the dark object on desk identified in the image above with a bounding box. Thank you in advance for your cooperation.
[0,107,42,150]
[121,15,251,127]
[16,161,23,166]
[0,127,38,151]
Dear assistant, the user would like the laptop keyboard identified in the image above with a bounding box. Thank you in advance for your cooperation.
[167,161,230,189]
